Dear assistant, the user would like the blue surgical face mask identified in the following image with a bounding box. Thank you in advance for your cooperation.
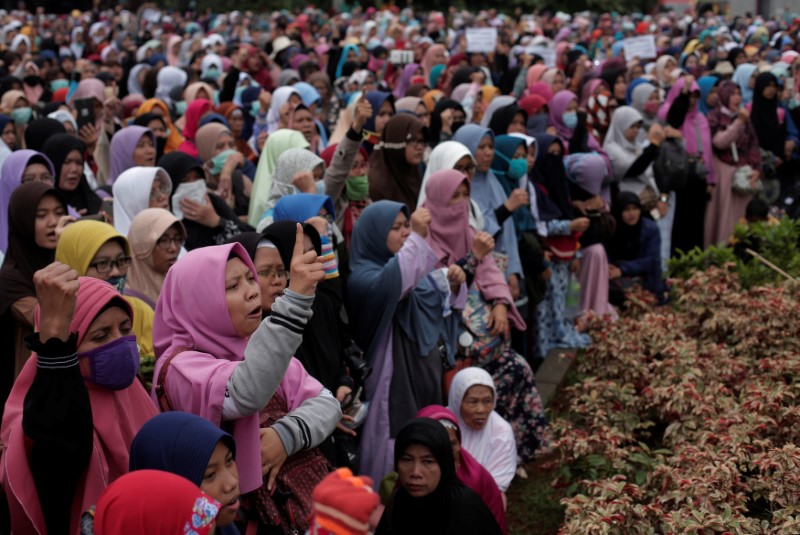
[562,111,578,130]
[175,101,187,116]
[106,275,127,293]
[250,101,261,117]
[50,79,69,92]
[507,158,528,180]
[77,334,140,390]
[11,107,32,125]
[212,89,220,106]
[210,149,237,174]
[316,180,326,195]
[204,67,221,81]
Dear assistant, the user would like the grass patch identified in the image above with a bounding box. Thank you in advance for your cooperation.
[506,457,564,535]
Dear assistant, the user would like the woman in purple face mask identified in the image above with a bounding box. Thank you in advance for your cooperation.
[1,268,157,535]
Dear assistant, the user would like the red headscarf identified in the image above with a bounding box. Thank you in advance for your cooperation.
[1,277,158,534]
[94,470,220,535]
[177,99,213,158]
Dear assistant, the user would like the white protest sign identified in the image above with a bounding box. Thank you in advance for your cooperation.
[526,46,557,67]
[466,28,498,53]
[622,35,657,60]
[390,50,414,65]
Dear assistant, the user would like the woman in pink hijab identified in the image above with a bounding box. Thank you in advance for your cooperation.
[151,236,341,532]
[421,44,448,85]
[176,98,213,158]
[1,272,157,534]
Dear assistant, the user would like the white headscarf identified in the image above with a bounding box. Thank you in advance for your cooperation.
[127,64,150,96]
[447,367,517,492]
[112,166,172,236]
[259,148,324,229]
[602,105,658,196]
[419,140,483,230]
[479,95,516,128]
[266,87,301,134]
[47,109,78,132]
[155,66,187,106]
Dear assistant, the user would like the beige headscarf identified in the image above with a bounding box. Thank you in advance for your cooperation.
[194,122,231,164]
[126,208,185,308]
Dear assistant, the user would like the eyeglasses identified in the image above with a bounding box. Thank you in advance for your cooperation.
[351,160,368,172]
[408,137,426,148]
[89,256,132,274]
[257,268,287,280]
[156,234,185,249]
[453,163,476,175]
[150,185,170,199]
[22,172,53,183]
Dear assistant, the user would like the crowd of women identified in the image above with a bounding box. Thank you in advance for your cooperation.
[0,3,797,533]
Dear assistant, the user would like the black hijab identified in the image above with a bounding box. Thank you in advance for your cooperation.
[376,418,502,535]
[607,191,643,263]
[0,182,67,315]
[41,134,102,215]
[449,67,479,93]
[428,98,465,147]
[134,113,167,160]
[488,103,527,137]
[24,118,66,151]
[531,133,575,221]
[751,72,785,156]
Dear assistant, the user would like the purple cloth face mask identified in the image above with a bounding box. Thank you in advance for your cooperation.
[78,335,140,390]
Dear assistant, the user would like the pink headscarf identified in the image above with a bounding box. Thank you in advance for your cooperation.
[421,44,446,81]
[166,35,182,66]
[528,81,553,102]
[548,90,604,155]
[417,404,508,535]
[526,65,548,90]
[151,242,318,493]
[422,169,524,330]
[1,277,157,535]
[658,76,716,184]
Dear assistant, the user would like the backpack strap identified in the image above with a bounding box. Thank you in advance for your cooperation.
[154,347,188,413]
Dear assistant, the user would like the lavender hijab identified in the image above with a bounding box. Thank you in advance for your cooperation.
[108,126,155,184]
[0,150,55,253]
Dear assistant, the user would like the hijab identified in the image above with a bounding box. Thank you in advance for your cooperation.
[479,95,516,129]
[603,106,647,182]
[491,135,538,234]
[55,219,128,276]
[697,75,719,115]
[264,148,324,220]
[128,63,150,95]
[157,151,205,206]
[394,63,421,98]
[732,63,757,104]
[155,66,188,106]
[416,405,507,535]
[93,470,219,535]
[0,151,56,253]
[248,129,310,227]
[273,193,335,223]
[129,412,236,486]
[24,118,66,151]
[112,166,172,236]
[428,98,465,147]
[267,87,300,134]
[395,96,423,115]
[751,72,784,156]
[364,91,394,135]
[376,418,502,535]
[126,208,183,308]
[1,277,158,535]
[422,170,524,330]
[336,44,360,79]
[108,126,156,185]
[607,191,643,263]
[548,90,582,145]
[0,90,26,113]
[151,242,263,493]
[631,82,657,116]
[421,45,447,82]
[531,133,574,222]
[195,122,232,164]
[181,99,214,145]
[184,81,215,104]
[368,114,425,211]
[136,98,184,152]
[42,134,102,215]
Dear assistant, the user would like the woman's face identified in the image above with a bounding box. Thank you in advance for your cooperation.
[397,443,441,498]
[452,155,476,181]
[685,55,698,69]
[613,76,627,101]
[22,163,53,185]
[183,169,203,183]
[348,151,368,178]
[13,97,28,109]
[705,87,719,108]
[728,88,743,109]
[459,385,493,431]
[228,109,244,135]
[86,239,129,281]
[445,427,461,466]
[551,72,565,93]
[288,94,302,108]
[133,135,157,167]
[375,100,394,134]
[762,81,778,100]
[404,131,425,166]
[734,53,746,67]
[149,177,170,209]
[386,211,411,254]
[2,121,16,147]
[431,47,447,65]
[195,88,211,101]
[77,306,133,354]
[648,90,659,104]
[475,136,495,173]
[565,99,578,113]
[214,132,237,156]
[415,103,430,128]
[749,73,757,89]
[449,181,470,205]
[526,144,537,172]
[624,121,642,142]
[59,149,84,191]
[253,247,287,313]
[548,141,563,156]
[34,194,65,249]
[508,112,526,135]
[147,118,168,138]
[151,224,184,274]
[224,257,262,338]
[201,441,240,528]
[621,203,641,226]
[63,120,76,135]
[292,108,316,142]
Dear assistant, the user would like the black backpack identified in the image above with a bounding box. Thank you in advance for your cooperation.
[653,138,689,192]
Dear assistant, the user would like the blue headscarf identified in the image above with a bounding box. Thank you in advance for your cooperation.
[273,193,335,222]
[733,64,758,104]
[697,75,719,115]
[452,125,522,278]
[625,78,651,105]
[492,135,537,234]
[336,44,360,79]
[293,82,322,107]
[129,412,236,486]
[364,91,394,133]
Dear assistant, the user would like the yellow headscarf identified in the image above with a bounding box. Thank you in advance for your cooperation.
[55,220,155,361]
